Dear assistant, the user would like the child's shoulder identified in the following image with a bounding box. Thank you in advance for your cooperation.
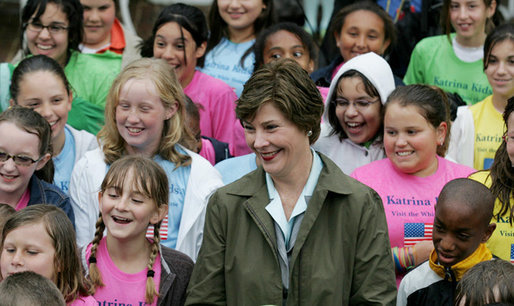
[412,35,453,59]
[32,176,68,201]
[416,35,451,49]
[350,158,391,178]
[439,156,476,178]
[398,261,444,305]
[160,245,194,274]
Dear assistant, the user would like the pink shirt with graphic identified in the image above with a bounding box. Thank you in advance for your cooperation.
[184,70,249,156]
[351,156,475,249]
[86,237,162,305]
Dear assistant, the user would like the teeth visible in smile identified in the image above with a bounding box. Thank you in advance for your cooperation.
[261,151,278,157]
[48,121,57,126]
[128,128,142,133]
[397,151,412,156]
[2,174,16,179]
[347,122,361,127]
[112,216,131,223]
[37,44,52,50]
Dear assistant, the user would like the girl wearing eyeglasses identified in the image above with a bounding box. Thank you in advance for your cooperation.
[469,96,514,262]
[2,0,119,134]
[313,52,395,174]
[0,106,74,225]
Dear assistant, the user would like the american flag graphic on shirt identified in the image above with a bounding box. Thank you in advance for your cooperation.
[510,244,514,264]
[404,223,433,246]
[146,215,169,240]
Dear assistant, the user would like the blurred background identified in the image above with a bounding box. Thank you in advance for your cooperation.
[0,0,213,62]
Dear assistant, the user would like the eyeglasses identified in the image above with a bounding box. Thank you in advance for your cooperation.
[0,152,42,167]
[26,22,69,34]
[503,133,514,143]
[332,97,380,111]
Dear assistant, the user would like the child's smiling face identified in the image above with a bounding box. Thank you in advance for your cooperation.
[433,200,495,267]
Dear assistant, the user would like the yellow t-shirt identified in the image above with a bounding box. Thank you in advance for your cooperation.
[469,171,514,261]
[470,95,504,170]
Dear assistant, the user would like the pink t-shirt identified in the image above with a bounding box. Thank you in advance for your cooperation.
[86,238,162,305]
[184,70,249,156]
[15,188,30,211]
[317,86,329,104]
[351,156,475,249]
[69,295,97,305]
[199,138,216,165]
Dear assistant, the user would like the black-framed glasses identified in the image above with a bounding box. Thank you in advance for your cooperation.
[332,97,380,111]
[26,22,69,34]
[0,152,42,167]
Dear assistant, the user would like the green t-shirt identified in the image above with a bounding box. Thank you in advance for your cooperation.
[64,50,120,108]
[1,50,119,134]
[404,34,492,105]
[64,50,121,134]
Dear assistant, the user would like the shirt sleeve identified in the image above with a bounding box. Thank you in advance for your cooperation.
[403,41,426,85]
[69,156,99,248]
[350,189,397,305]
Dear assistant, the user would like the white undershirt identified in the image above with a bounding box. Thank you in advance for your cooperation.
[452,37,484,63]
[79,42,110,54]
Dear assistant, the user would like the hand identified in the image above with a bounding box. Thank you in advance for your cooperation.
[413,241,434,266]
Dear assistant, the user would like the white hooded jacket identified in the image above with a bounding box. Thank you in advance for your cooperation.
[313,52,396,174]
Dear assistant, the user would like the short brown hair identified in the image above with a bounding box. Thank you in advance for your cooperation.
[236,59,324,144]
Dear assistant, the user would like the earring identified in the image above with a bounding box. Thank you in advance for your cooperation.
[307,130,313,137]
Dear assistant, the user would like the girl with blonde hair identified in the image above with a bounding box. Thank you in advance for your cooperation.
[70,58,223,261]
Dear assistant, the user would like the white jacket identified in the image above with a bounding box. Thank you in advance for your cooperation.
[313,123,385,174]
[314,53,394,174]
[69,146,223,261]
[66,124,98,165]
[446,106,474,167]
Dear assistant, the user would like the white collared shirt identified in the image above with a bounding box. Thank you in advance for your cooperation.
[265,149,323,248]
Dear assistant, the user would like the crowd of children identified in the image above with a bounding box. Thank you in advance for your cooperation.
[0,0,512,304]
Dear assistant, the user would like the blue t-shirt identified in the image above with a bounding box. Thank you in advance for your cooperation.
[53,126,76,194]
[154,149,191,249]
[215,153,257,185]
[200,37,255,97]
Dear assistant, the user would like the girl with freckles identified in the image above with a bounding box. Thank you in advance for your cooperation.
[69,58,223,261]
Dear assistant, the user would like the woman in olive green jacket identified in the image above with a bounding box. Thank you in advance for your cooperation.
[186,59,396,305]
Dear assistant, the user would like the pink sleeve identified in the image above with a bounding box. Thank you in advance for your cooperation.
[210,89,250,156]
[199,138,216,165]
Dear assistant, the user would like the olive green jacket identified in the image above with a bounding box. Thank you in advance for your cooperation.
[186,154,396,305]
